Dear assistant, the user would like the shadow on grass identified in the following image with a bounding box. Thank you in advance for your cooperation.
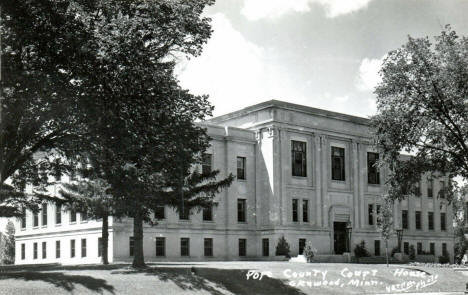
[0,272,115,294]
[111,267,306,295]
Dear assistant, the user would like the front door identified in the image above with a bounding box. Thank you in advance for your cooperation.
[334,222,347,254]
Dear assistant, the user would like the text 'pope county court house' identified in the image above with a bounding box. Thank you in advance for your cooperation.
[14,100,453,264]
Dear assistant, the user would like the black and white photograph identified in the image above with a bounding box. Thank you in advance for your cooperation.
[1,0,468,294]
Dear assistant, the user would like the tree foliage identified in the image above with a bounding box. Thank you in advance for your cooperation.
[377,195,394,266]
[371,25,468,202]
[1,220,15,264]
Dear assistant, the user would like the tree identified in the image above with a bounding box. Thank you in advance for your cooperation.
[371,25,467,202]
[275,236,291,257]
[1,220,15,264]
[453,184,468,264]
[377,195,394,267]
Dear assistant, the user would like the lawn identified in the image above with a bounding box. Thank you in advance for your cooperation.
[0,262,466,295]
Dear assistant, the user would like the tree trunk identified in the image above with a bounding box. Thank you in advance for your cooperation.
[102,213,109,265]
[132,213,145,268]
[385,239,389,267]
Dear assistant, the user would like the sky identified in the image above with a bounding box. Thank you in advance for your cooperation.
[177,0,468,118]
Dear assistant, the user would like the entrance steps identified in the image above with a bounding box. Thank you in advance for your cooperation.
[289,254,349,263]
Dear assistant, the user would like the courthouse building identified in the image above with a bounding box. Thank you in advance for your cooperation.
[15,100,453,264]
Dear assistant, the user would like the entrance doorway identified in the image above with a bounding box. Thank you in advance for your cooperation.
[333,222,347,254]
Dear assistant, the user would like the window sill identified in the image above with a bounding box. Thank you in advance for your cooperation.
[368,183,381,187]
[55,224,61,227]
[20,228,26,231]
[81,221,88,224]
[331,179,346,183]
[41,225,47,228]
[237,221,247,224]
[202,220,214,223]
[179,219,190,222]
[237,178,247,182]
[292,175,307,179]
[33,226,39,229]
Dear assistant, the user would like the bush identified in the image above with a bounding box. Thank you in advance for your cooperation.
[439,250,450,264]
[409,245,416,260]
[275,236,291,258]
[303,241,316,262]
[390,246,399,257]
[354,240,370,258]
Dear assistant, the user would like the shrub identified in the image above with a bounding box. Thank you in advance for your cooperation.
[303,241,317,262]
[275,236,291,258]
[439,250,450,264]
[409,245,416,260]
[390,246,399,257]
[354,240,370,258]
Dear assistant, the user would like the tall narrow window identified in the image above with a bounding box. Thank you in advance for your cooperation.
[331,147,345,181]
[292,199,298,222]
[368,204,374,226]
[70,210,77,223]
[430,243,435,255]
[442,243,447,255]
[81,239,87,257]
[417,242,422,255]
[302,200,309,222]
[21,244,25,260]
[441,213,446,231]
[299,239,306,255]
[203,206,213,221]
[402,210,408,229]
[376,205,381,226]
[33,242,38,259]
[129,237,134,256]
[98,238,102,257]
[56,204,62,225]
[42,242,47,259]
[156,237,165,257]
[204,238,213,257]
[237,199,246,222]
[262,239,269,257]
[404,242,409,255]
[33,211,39,227]
[291,141,307,177]
[56,241,60,258]
[154,206,165,219]
[42,203,48,226]
[70,240,75,258]
[202,153,212,174]
[415,211,421,230]
[374,240,380,256]
[427,179,433,198]
[238,239,246,257]
[181,238,190,256]
[367,152,380,184]
[21,209,26,229]
[439,181,445,198]
[428,212,434,230]
[237,157,246,180]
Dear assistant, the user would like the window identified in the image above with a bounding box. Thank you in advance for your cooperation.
[202,154,212,174]
[414,181,421,197]
[367,152,380,184]
[202,206,212,221]
[430,243,435,255]
[81,239,87,257]
[292,199,298,222]
[427,179,433,198]
[33,242,38,259]
[442,243,447,255]
[376,205,381,226]
[331,147,345,181]
[262,239,269,257]
[237,199,246,222]
[21,209,26,229]
[302,200,309,222]
[368,204,374,226]
[299,239,306,255]
[237,157,246,180]
[156,237,165,257]
[428,212,434,230]
[33,211,39,227]
[70,240,75,258]
[291,141,307,177]
[181,238,190,256]
[179,206,190,220]
[238,239,246,257]
[204,238,213,257]
[42,242,47,259]
[415,211,421,230]
[42,203,48,226]
[402,210,408,229]
[441,213,446,231]
[56,204,62,225]
[417,242,422,255]
[81,211,88,222]
[21,244,25,260]
[70,210,77,223]
[374,240,381,256]
[56,241,60,258]
[439,181,445,198]
[404,242,409,255]
[154,206,165,219]
[129,237,134,256]
[98,238,102,257]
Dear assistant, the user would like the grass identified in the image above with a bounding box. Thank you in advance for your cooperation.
[0,262,466,294]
